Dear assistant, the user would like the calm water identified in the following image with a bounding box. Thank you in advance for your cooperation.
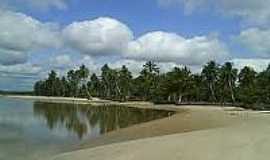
[0,97,173,160]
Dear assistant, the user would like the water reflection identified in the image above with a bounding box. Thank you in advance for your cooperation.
[33,102,174,139]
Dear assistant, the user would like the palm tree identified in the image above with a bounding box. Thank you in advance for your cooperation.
[143,61,160,74]
[139,61,160,100]
[257,64,270,104]
[201,61,219,102]
[219,62,238,103]
[76,65,90,99]
[162,66,193,104]
[118,65,132,101]
[88,73,101,97]
[238,66,257,105]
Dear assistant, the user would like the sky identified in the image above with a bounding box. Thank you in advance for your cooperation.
[1,0,270,91]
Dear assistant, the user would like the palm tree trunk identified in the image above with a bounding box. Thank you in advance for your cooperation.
[229,81,235,103]
[177,94,183,104]
[210,83,216,102]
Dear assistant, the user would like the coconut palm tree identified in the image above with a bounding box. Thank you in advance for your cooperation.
[118,65,132,101]
[219,62,238,103]
[238,66,257,105]
[201,61,219,102]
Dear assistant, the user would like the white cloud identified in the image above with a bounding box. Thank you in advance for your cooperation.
[235,28,270,57]
[41,54,100,77]
[125,31,229,65]
[0,9,62,65]
[63,17,134,56]
[158,0,270,25]
[231,58,270,72]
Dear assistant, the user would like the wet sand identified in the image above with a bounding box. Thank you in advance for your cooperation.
[77,105,246,149]
[51,105,266,160]
[53,111,270,160]
[7,95,267,160]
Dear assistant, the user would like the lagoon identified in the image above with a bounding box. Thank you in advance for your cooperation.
[0,97,173,160]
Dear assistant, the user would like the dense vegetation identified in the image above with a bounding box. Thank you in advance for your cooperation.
[0,90,33,95]
[34,61,270,110]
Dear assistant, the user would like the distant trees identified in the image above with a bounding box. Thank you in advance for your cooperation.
[35,65,90,98]
[138,61,160,100]
[34,61,270,110]
[256,65,270,104]
[219,62,238,103]
[201,61,220,102]
[237,66,257,105]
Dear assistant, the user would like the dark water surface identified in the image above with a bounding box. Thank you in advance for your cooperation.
[0,97,173,160]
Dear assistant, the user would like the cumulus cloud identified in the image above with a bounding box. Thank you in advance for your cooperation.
[158,0,270,24]
[235,28,270,57]
[0,9,62,65]
[0,12,228,67]
[63,17,134,56]
[125,31,229,65]
[62,18,229,66]
[231,58,270,72]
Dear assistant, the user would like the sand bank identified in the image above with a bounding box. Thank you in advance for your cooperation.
[5,95,267,160]
[51,104,269,160]
[53,112,270,160]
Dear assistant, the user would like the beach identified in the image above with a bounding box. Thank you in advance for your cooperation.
[53,111,270,160]
[4,95,270,160]
[52,105,270,160]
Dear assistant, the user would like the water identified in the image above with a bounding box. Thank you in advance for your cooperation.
[0,97,173,160]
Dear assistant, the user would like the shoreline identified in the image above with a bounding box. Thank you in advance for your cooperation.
[4,95,267,160]
[76,105,248,150]
[1,95,244,111]
[53,111,270,160]
[52,105,269,160]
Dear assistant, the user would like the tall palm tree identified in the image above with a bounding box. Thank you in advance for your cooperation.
[118,65,132,101]
[140,61,160,100]
[219,62,238,103]
[238,66,257,105]
[143,61,160,74]
[202,61,219,102]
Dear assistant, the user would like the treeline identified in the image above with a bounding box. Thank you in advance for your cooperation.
[0,90,33,95]
[34,61,270,109]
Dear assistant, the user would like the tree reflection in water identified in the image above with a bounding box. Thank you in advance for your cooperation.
[33,102,174,139]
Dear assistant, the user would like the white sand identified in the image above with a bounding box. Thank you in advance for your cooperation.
[48,102,270,160]
[52,111,270,160]
[6,95,269,160]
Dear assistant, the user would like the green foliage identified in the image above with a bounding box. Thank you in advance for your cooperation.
[218,62,238,103]
[34,61,270,109]
[201,61,220,102]
[237,66,257,105]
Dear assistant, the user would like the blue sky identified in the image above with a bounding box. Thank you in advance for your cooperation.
[1,0,270,91]
[33,1,242,36]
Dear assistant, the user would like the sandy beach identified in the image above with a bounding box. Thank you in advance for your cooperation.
[51,105,270,160]
[4,95,270,160]
[53,112,270,160]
